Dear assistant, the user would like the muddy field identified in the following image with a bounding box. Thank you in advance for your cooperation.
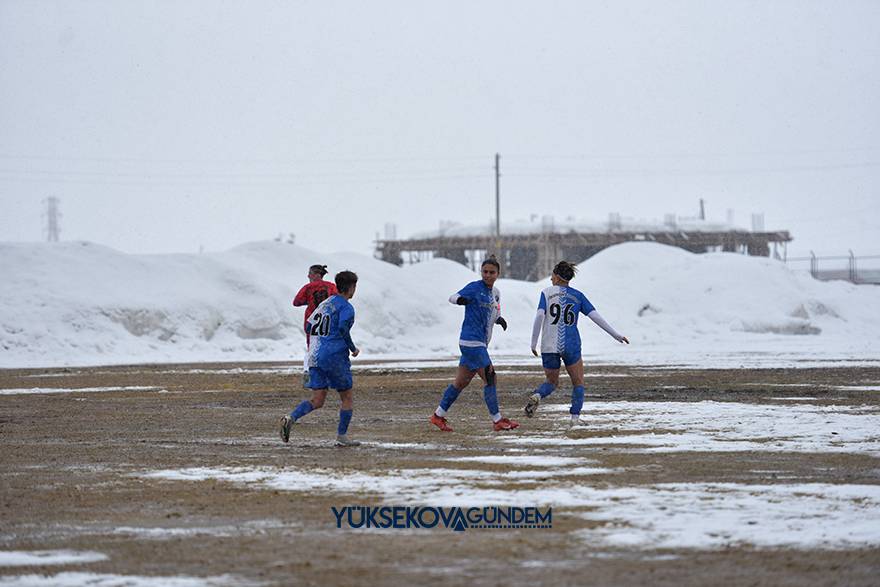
[1,361,879,586]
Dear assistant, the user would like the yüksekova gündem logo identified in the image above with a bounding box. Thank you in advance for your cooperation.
[332,506,552,532]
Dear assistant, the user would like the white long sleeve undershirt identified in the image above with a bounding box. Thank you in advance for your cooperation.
[587,310,625,342]
[530,309,544,350]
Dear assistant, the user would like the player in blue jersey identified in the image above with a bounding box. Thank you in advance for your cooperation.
[525,261,629,426]
[280,270,362,447]
[430,257,520,432]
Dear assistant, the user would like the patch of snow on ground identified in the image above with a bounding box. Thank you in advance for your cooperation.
[576,483,880,550]
[509,400,880,454]
[0,573,254,586]
[0,551,107,567]
[139,467,880,550]
[0,386,164,396]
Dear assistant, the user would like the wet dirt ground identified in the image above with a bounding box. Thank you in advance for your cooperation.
[1,361,879,586]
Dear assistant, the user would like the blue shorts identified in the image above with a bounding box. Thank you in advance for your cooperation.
[308,356,353,391]
[459,345,492,371]
[541,351,582,370]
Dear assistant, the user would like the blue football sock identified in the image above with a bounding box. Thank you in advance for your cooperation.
[439,384,462,412]
[483,385,499,417]
[570,385,585,415]
[338,409,353,436]
[291,400,314,421]
[536,382,556,398]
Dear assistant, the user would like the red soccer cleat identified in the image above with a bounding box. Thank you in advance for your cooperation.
[493,417,520,431]
[430,413,453,432]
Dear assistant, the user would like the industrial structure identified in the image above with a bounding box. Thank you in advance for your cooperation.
[375,155,793,281]
[375,217,792,281]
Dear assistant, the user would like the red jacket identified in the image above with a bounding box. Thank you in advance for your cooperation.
[293,280,338,330]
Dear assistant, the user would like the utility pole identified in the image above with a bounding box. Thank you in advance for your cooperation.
[494,153,501,238]
[44,197,61,242]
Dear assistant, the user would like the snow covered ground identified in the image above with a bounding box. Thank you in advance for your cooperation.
[2,240,879,369]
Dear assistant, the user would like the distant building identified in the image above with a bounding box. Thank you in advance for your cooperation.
[375,215,792,281]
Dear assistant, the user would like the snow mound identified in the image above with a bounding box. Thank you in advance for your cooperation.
[1,241,878,368]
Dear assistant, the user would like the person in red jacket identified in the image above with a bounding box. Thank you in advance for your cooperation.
[293,264,338,384]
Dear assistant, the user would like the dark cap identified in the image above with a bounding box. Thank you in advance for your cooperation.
[309,264,328,276]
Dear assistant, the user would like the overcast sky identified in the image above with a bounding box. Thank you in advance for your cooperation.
[1,1,878,259]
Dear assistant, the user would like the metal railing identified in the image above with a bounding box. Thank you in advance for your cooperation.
[785,251,880,285]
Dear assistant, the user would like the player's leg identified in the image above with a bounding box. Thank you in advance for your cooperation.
[280,364,330,443]
[476,362,519,431]
[525,354,561,417]
[431,347,479,431]
[280,388,327,443]
[302,333,310,388]
[335,388,360,446]
[564,357,586,427]
[431,366,474,432]
[323,357,359,446]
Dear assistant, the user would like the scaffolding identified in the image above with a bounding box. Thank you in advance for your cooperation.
[375,229,793,281]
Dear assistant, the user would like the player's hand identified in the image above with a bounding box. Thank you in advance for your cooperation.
[352,348,360,357]
[456,297,469,305]
[618,336,630,344]
[495,316,507,331]
[531,348,538,357]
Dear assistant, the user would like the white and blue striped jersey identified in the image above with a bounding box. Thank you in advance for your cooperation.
[536,285,595,355]
[455,280,501,347]
[306,295,357,368]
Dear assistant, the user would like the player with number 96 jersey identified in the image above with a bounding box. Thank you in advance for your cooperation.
[537,285,595,361]
[525,261,629,427]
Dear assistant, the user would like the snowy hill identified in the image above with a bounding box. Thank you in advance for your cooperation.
[1,240,878,368]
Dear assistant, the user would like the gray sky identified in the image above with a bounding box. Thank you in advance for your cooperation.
[1,0,878,259]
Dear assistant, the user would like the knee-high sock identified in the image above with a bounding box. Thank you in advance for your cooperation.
[291,400,314,421]
[338,409,353,435]
[483,385,500,419]
[570,385,585,415]
[436,384,462,415]
[535,382,556,398]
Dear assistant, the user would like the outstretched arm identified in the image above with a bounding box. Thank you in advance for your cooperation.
[530,309,544,356]
[587,310,629,344]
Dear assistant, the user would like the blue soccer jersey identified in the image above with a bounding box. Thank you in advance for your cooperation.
[537,286,595,355]
[455,280,501,347]
[306,295,357,369]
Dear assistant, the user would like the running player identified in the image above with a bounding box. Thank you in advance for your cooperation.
[281,270,361,447]
[430,257,520,432]
[293,264,338,385]
[525,261,629,426]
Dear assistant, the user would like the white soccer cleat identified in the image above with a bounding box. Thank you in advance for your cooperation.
[570,414,582,428]
[524,393,541,418]
[335,434,361,447]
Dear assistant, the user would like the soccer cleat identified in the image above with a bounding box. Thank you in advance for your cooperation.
[279,415,293,443]
[570,414,582,428]
[430,413,453,432]
[335,434,361,447]
[524,393,541,418]
[493,417,520,431]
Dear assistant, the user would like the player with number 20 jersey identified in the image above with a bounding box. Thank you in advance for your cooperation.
[280,270,362,447]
